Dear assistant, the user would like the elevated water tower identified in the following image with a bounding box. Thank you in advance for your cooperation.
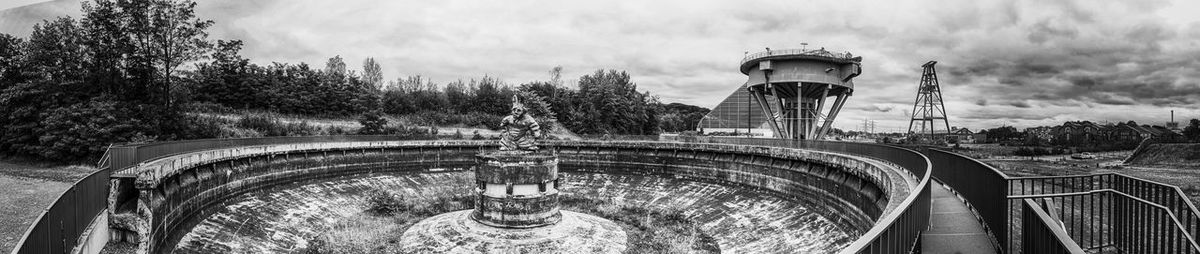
[739,47,863,139]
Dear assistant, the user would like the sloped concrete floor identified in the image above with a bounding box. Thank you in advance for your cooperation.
[169,171,859,253]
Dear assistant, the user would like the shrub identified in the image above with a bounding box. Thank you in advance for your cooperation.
[363,189,404,216]
[178,115,228,140]
[36,100,146,160]
[235,113,280,132]
[235,113,319,137]
[358,111,389,135]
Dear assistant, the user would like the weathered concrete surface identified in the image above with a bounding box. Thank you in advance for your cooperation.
[169,171,858,253]
[400,210,626,253]
[123,140,913,253]
[169,173,471,253]
[562,172,860,253]
[473,151,562,228]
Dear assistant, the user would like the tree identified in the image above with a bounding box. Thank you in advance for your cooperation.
[0,34,23,88]
[362,57,383,90]
[325,55,347,76]
[474,76,511,116]
[0,18,91,155]
[82,0,214,107]
[358,110,388,135]
[573,69,661,135]
[1184,119,1200,142]
[188,40,256,107]
[548,66,563,86]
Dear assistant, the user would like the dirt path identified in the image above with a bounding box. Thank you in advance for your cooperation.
[0,161,92,252]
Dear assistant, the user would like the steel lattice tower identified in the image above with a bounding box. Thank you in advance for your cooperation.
[907,61,950,140]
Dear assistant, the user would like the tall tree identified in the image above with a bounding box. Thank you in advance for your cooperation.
[548,66,563,86]
[81,0,214,107]
[1184,119,1200,142]
[325,55,347,76]
[362,57,383,90]
[0,34,23,88]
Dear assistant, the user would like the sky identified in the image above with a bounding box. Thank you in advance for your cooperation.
[2,0,1199,132]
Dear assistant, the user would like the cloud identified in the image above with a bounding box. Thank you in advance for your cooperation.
[1,0,1198,131]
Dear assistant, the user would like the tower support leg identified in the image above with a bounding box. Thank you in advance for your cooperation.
[750,87,784,138]
[817,93,850,140]
[811,85,831,139]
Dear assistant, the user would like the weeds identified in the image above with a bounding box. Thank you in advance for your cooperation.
[309,184,718,254]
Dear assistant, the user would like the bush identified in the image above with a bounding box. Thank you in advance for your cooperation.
[183,102,236,114]
[36,100,146,160]
[235,113,319,137]
[178,115,228,140]
[363,189,404,216]
[358,111,389,135]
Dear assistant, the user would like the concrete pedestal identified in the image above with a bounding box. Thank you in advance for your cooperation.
[472,151,561,228]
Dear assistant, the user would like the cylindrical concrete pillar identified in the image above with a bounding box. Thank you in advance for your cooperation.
[471,152,561,228]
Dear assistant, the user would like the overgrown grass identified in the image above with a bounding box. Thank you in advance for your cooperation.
[561,196,720,253]
[306,185,718,254]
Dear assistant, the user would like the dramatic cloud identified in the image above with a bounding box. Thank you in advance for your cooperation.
[2,0,1199,131]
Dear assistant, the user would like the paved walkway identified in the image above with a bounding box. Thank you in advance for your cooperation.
[922,182,999,254]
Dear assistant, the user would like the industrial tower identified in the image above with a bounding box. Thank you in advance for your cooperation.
[907,61,951,140]
[697,47,863,139]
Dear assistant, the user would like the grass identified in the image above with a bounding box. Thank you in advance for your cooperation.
[1127,143,1200,167]
[306,186,718,254]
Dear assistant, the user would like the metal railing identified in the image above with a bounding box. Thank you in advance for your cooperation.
[1008,173,1200,244]
[1011,190,1200,253]
[741,48,860,66]
[1021,199,1087,254]
[10,167,111,254]
[924,147,1200,253]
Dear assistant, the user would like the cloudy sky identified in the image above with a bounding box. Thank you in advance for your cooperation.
[2,0,1199,131]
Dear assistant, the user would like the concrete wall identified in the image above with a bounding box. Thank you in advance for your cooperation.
[115,140,911,253]
[745,60,859,89]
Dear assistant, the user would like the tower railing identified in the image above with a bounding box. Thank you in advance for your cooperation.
[740,48,859,66]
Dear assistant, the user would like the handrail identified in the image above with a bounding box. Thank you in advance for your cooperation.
[741,48,859,65]
[838,147,931,254]
[10,167,111,254]
[1012,189,1200,252]
[1007,172,1200,241]
[1022,199,1088,254]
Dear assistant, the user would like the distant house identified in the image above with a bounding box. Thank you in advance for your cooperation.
[1052,121,1102,145]
[948,127,974,143]
[1104,124,1142,142]
[972,132,989,143]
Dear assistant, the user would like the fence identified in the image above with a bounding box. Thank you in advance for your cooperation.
[10,168,111,254]
[925,146,1200,253]
[1020,199,1087,254]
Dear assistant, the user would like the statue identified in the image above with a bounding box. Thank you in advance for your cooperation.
[499,96,541,151]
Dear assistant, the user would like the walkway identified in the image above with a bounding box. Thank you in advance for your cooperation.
[922,182,998,254]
